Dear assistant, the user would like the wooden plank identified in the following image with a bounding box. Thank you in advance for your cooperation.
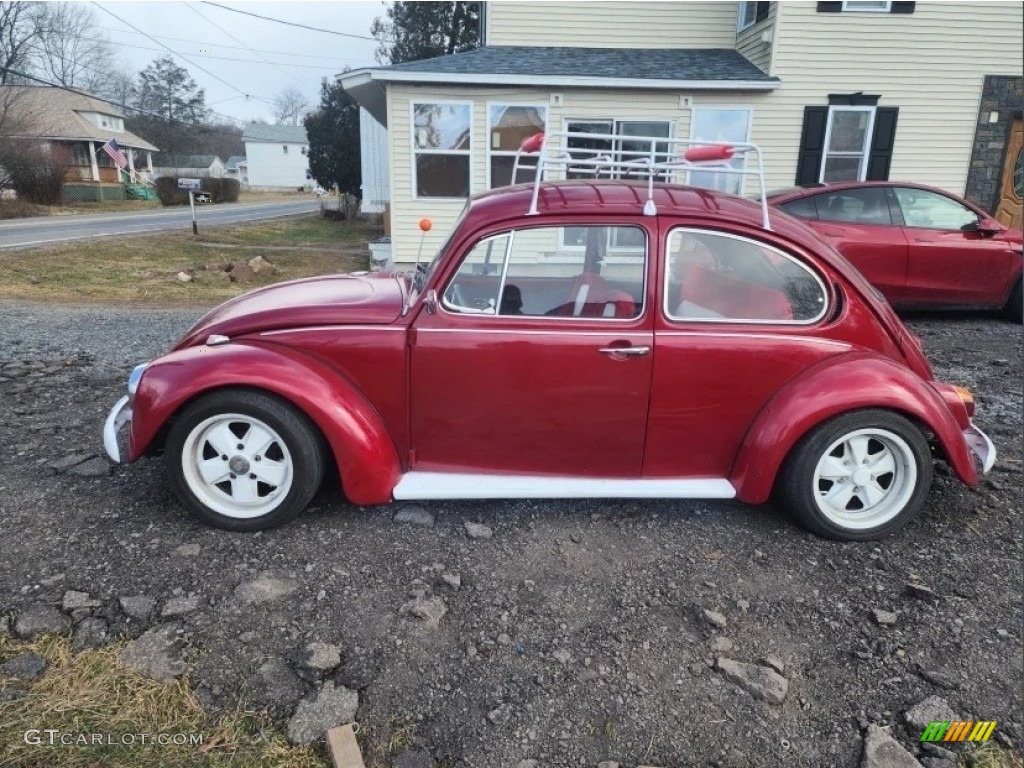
[326,724,366,768]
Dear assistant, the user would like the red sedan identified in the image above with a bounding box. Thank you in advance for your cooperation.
[767,182,1022,319]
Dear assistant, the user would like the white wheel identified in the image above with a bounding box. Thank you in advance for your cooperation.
[180,413,294,519]
[811,428,916,530]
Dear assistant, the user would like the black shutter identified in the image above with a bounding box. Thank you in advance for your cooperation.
[755,2,770,23]
[796,106,829,185]
[817,1,843,11]
[866,107,899,180]
[890,2,916,13]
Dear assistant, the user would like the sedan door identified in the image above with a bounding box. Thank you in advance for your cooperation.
[778,187,909,304]
[891,186,1015,307]
[410,222,654,477]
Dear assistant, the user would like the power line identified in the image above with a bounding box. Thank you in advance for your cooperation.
[200,1,375,41]
[91,1,275,105]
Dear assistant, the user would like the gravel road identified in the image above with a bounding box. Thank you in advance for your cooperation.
[0,300,1020,768]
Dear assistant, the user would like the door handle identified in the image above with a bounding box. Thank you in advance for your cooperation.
[598,346,651,357]
[913,237,935,243]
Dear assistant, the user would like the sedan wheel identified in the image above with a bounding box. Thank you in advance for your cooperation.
[778,410,932,541]
[165,389,324,531]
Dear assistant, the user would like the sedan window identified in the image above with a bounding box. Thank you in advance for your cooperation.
[814,187,892,225]
[892,187,979,230]
[779,196,819,220]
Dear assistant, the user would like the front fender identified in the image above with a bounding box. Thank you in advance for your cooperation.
[729,352,978,504]
[129,341,401,505]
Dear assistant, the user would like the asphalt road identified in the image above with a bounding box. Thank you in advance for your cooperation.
[0,198,321,250]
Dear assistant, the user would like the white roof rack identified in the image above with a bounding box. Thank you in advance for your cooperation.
[511,130,771,230]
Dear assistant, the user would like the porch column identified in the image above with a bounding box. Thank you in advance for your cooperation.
[88,141,100,181]
[127,148,136,183]
[147,151,153,174]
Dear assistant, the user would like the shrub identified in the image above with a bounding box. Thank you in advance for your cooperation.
[154,176,241,206]
[0,140,69,205]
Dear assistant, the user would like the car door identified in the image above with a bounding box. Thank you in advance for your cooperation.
[410,221,654,477]
[891,186,1015,307]
[779,187,909,304]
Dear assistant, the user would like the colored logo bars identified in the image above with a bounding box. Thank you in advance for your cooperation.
[920,721,997,743]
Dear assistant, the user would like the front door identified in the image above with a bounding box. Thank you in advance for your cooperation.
[995,118,1023,229]
[410,222,654,477]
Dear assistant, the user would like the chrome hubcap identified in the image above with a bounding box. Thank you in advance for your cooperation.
[812,428,917,530]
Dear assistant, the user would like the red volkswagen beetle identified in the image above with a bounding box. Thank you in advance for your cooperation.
[103,137,996,541]
[767,182,1023,319]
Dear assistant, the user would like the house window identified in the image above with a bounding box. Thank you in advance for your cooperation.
[413,102,472,198]
[283,145,288,154]
[688,108,752,194]
[737,1,769,30]
[820,106,875,182]
[487,104,547,188]
[841,1,891,10]
[70,143,90,166]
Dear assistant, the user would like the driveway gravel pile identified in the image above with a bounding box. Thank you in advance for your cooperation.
[0,302,1020,767]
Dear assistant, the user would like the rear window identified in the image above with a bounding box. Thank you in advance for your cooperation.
[779,196,819,220]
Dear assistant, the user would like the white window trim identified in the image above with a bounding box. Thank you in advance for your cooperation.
[841,1,892,11]
[737,1,759,31]
[485,102,548,190]
[819,105,876,183]
[687,106,754,194]
[411,99,474,201]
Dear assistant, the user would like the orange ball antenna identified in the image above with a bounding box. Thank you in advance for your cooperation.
[419,218,433,232]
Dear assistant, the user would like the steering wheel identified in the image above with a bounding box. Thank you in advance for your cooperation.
[447,282,466,308]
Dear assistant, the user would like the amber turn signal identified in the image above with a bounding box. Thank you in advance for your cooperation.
[953,385,975,418]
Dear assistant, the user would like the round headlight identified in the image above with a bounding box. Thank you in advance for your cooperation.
[128,363,148,399]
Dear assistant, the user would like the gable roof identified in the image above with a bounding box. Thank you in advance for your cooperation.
[0,85,159,151]
[242,123,308,143]
[225,155,247,170]
[152,154,222,169]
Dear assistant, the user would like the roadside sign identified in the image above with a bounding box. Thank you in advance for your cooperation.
[177,178,202,190]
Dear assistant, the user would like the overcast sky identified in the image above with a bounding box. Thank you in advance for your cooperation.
[97,1,384,124]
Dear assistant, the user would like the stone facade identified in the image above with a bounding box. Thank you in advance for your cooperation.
[965,75,1024,213]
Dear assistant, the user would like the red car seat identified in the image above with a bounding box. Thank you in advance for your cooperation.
[677,263,793,321]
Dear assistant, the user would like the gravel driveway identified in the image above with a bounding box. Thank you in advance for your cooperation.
[0,301,1020,767]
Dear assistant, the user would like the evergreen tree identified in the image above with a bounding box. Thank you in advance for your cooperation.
[304,78,360,198]
[371,2,480,65]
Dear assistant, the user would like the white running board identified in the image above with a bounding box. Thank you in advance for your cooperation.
[392,472,736,501]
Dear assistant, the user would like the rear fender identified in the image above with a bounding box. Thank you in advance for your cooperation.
[129,341,401,505]
[729,353,978,504]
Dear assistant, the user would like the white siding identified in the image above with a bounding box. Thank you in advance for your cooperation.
[245,140,310,188]
[735,3,776,73]
[360,107,390,213]
[486,1,738,48]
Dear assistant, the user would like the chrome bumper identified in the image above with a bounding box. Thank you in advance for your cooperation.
[963,422,996,474]
[103,395,132,463]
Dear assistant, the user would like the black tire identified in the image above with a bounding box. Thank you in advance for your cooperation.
[164,388,325,532]
[1003,279,1022,323]
[776,409,933,541]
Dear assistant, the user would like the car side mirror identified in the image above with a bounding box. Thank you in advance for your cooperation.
[978,219,1003,237]
[424,289,438,314]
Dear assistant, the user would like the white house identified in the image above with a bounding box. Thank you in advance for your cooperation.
[151,154,225,179]
[360,107,391,213]
[242,123,311,189]
[340,0,1023,265]
[225,155,248,185]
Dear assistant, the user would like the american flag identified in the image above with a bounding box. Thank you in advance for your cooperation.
[100,139,128,170]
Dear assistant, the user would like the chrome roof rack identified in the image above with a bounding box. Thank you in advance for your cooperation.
[512,130,771,230]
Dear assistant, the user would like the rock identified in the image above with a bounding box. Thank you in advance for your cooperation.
[234,573,298,605]
[14,604,68,638]
[710,637,734,654]
[904,583,936,600]
[173,543,201,557]
[874,609,898,626]
[401,596,447,627]
[286,682,358,745]
[0,652,47,680]
[464,521,493,540]
[228,263,256,283]
[552,648,572,664]
[517,761,540,768]
[920,744,955,761]
[441,573,461,589]
[919,758,956,768]
[0,615,9,636]
[176,271,194,283]
[904,696,957,734]
[119,595,155,620]
[120,625,186,683]
[393,750,436,768]
[161,596,200,618]
[62,590,101,611]
[487,703,513,725]
[67,457,111,477]
[761,654,785,675]
[48,453,94,473]
[247,255,276,275]
[248,658,307,717]
[860,724,922,768]
[736,599,751,612]
[394,506,435,527]
[296,642,341,680]
[715,657,788,704]
[597,763,620,768]
[703,609,728,628]
[72,618,110,651]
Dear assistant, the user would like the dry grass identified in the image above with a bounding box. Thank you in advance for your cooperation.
[0,634,327,768]
[967,743,1024,768]
[0,216,373,306]
[237,190,314,204]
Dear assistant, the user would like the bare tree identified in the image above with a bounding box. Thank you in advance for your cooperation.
[272,86,308,126]
[0,1,43,84]
[92,65,136,107]
[34,3,113,92]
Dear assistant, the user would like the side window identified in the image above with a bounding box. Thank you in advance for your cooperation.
[780,196,819,220]
[666,229,827,323]
[815,187,892,225]
[443,225,646,319]
[893,187,979,230]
